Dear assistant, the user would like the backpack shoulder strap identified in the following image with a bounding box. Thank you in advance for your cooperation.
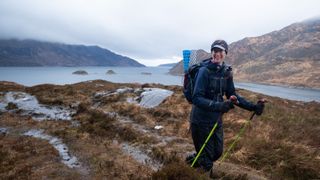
[221,63,233,79]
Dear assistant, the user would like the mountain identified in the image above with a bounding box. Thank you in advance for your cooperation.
[169,19,320,88]
[0,39,145,67]
[158,62,178,67]
[169,49,211,74]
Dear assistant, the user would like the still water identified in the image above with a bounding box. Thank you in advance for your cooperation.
[0,67,319,102]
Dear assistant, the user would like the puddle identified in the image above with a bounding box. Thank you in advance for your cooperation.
[0,92,75,121]
[23,129,80,168]
[121,142,162,171]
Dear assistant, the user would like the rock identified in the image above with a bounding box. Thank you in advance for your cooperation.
[121,143,162,171]
[141,72,152,75]
[139,88,173,108]
[72,70,88,75]
[0,92,75,121]
[0,127,8,135]
[23,129,81,168]
[106,70,116,75]
[95,87,134,98]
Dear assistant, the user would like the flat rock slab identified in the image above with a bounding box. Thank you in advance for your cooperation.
[23,129,81,168]
[0,91,75,121]
[121,142,162,171]
[139,88,173,108]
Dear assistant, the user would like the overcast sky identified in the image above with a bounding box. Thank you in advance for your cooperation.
[0,0,320,66]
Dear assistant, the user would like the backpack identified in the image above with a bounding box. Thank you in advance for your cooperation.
[183,60,232,104]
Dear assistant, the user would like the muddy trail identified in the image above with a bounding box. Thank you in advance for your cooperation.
[0,80,319,179]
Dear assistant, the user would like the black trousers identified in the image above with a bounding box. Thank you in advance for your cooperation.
[191,121,224,171]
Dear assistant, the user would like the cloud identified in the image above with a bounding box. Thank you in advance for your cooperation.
[0,0,320,66]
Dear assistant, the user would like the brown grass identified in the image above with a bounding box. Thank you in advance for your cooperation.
[152,157,208,180]
[0,80,319,179]
[0,135,81,179]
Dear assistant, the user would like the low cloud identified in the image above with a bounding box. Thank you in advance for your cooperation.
[0,0,319,65]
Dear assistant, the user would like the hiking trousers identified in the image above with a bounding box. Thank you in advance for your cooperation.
[191,121,223,171]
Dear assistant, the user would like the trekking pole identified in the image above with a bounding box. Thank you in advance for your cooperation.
[190,95,238,167]
[191,121,218,167]
[220,99,267,162]
[220,112,255,162]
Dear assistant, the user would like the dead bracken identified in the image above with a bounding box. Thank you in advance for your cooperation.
[0,80,319,179]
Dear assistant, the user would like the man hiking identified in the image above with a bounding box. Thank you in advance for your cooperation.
[186,40,264,172]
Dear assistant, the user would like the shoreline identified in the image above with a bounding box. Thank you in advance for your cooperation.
[1,80,319,103]
[235,80,320,91]
[168,73,320,91]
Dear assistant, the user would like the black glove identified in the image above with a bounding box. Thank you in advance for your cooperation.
[218,100,234,113]
[254,101,264,115]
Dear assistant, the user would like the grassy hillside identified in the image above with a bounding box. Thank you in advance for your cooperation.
[0,80,319,179]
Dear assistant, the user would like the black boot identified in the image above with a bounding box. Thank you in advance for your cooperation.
[185,153,200,167]
[209,167,219,179]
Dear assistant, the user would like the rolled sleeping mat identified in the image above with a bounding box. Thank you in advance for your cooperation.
[183,50,191,73]
[183,49,212,74]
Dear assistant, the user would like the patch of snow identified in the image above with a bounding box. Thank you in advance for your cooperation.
[139,88,173,108]
[0,92,75,121]
[23,129,80,168]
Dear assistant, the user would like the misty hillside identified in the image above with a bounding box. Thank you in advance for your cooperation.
[170,19,320,88]
[0,39,145,67]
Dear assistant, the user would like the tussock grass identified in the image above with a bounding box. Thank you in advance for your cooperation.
[152,158,208,180]
[1,80,319,179]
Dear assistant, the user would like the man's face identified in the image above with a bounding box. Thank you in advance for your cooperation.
[211,48,226,64]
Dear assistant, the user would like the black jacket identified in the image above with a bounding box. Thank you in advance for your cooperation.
[190,59,256,126]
